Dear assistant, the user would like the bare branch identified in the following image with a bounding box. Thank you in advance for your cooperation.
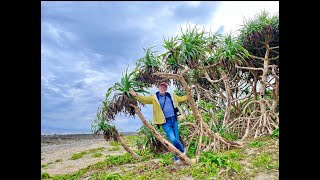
[203,62,220,69]
[204,71,224,83]
[269,55,279,61]
[270,46,279,50]
[249,54,265,61]
[235,64,264,71]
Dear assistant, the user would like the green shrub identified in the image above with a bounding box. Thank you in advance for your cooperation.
[70,151,87,160]
[249,141,264,148]
[41,172,50,179]
[92,153,103,158]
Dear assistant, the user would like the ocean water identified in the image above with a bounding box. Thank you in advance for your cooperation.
[41,127,92,135]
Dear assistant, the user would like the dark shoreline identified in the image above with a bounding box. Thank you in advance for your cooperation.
[41,132,138,144]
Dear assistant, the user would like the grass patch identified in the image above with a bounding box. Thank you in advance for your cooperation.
[92,153,103,158]
[157,153,173,167]
[249,141,265,148]
[252,153,272,167]
[88,147,105,154]
[109,141,120,147]
[123,135,139,146]
[109,146,121,151]
[55,159,62,163]
[41,162,53,168]
[41,172,51,179]
[70,151,87,160]
[52,153,151,179]
[271,127,279,138]
[70,147,105,160]
[89,172,122,180]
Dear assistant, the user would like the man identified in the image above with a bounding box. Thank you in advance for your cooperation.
[129,82,188,163]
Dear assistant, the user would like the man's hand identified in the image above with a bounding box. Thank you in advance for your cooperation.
[129,89,137,96]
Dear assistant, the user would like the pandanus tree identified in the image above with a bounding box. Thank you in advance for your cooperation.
[98,11,279,165]
[212,34,250,127]
[92,106,140,159]
[104,67,149,120]
[135,47,167,87]
[94,68,150,159]
[232,11,279,139]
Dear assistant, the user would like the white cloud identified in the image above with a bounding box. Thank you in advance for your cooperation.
[209,1,279,35]
[42,22,78,47]
[185,1,201,8]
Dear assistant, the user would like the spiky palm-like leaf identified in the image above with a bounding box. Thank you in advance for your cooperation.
[238,10,279,61]
[135,47,164,87]
[162,35,184,73]
[136,123,167,153]
[178,25,206,69]
[106,67,150,119]
[216,34,250,64]
[92,110,118,142]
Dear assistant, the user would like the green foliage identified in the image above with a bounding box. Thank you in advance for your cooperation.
[123,135,139,146]
[199,152,243,175]
[239,10,279,56]
[91,114,118,142]
[239,10,279,41]
[137,47,161,68]
[215,111,224,122]
[109,146,120,151]
[52,168,88,180]
[113,67,149,99]
[212,124,238,141]
[105,153,136,166]
[173,89,186,96]
[187,162,218,179]
[266,161,279,170]
[249,141,265,148]
[70,151,87,160]
[41,162,53,168]
[215,34,250,63]
[107,141,120,151]
[187,141,197,158]
[227,150,243,160]
[136,123,166,154]
[41,172,51,179]
[200,152,229,167]
[252,153,272,168]
[109,141,120,147]
[88,147,106,153]
[89,172,122,180]
[92,153,103,158]
[51,153,149,180]
[178,25,207,69]
[158,153,173,166]
[271,127,279,138]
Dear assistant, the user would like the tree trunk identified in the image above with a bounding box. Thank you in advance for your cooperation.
[272,75,279,112]
[253,72,258,111]
[114,130,141,159]
[219,69,232,127]
[258,44,270,136]
[131,104,193,165]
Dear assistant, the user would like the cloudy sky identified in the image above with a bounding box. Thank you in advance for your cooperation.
[41,1,279,134]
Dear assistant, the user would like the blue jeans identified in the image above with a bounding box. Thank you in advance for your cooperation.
[162,116,185,161]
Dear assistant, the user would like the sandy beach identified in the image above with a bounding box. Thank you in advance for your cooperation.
[41,134,128,176]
